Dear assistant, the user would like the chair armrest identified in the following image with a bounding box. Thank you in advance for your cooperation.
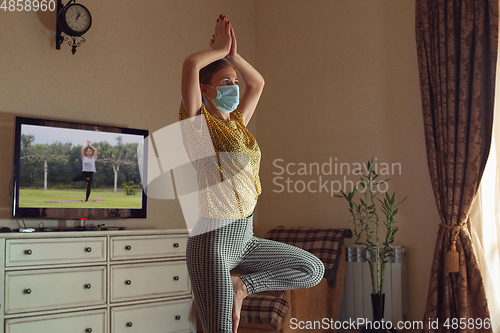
[281,243,346,333]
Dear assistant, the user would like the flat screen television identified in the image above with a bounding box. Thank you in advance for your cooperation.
[11,116,148,221]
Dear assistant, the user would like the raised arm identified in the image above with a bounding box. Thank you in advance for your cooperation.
[181,16,232,118]
[80,146,84,159]
[90,145,97,159]
[225,21,265,126]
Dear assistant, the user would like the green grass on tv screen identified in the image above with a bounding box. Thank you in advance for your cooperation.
[19,188,142,209]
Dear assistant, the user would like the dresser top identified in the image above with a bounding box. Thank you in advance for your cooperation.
[0,228,189,239]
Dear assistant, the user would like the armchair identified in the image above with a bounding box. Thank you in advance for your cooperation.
[238,226,352,333]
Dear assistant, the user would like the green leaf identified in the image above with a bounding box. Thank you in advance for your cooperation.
[348,191,355,200]
[395,197,408,206]
[367,160,373,173]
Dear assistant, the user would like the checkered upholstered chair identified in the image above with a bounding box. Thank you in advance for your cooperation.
[237,226,352,333]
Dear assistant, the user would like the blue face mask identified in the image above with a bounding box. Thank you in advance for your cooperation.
[205,85,240,114]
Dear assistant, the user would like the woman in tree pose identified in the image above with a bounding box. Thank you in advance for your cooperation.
[180,15,324,333]
[72,140,97,202]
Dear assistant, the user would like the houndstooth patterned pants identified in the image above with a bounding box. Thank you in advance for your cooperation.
[186,214,325,333]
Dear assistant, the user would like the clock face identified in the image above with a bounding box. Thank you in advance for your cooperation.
[63,4,91,35]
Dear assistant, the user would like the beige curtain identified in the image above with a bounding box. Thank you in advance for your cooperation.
[470,58,500,333]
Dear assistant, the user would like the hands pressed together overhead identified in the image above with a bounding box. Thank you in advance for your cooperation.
[209,14,237,57]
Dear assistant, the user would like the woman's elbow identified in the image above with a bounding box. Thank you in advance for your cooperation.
[255,76,265,90]
[182,56,200,73]
[182,57,193,70]
[248,77,265,91]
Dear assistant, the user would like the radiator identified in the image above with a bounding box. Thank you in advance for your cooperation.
[339,246,408,324]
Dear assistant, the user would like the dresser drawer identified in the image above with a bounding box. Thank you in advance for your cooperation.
[111,261,190,302]
[6,237,107,266]
[5,266,106,314]
[111,299,192,333]
[5,309,107,333]
[111,235,187,260]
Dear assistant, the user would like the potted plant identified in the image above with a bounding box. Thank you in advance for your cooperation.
[335,158,406,332]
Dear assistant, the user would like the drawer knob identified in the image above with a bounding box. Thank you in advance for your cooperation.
[173,276,179,281]
[85,284,92,289]
[173,242,179,248]
[24,288,31,294]
[86,329,93,333]
[24,249,32,255]
[85,247,92,253]
[125,245,132,251]
[125,280,132,285]
[126,322,133,327]
[175,315,181,320]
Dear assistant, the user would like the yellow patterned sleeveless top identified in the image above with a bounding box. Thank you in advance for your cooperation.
[179,102,261,219]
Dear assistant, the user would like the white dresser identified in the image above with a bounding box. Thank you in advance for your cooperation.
[0,229,195,333]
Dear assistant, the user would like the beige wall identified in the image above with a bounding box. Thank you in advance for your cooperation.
[253,0,440,326]
[0,0,441,327]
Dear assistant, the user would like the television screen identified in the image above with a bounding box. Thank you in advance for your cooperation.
[12,116,148,220]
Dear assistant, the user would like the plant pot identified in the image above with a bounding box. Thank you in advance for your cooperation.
[360,294,397,333]
[372,293,385,322]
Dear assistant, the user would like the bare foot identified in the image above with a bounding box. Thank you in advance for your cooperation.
[231,275,248,333]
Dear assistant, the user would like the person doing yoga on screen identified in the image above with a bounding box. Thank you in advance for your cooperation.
[72,140,97,202]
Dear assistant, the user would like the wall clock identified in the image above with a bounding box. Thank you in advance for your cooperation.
[55,0,92,55]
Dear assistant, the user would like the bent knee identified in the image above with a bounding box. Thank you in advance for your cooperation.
[300,252,325,288]
[312,257,325,287]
